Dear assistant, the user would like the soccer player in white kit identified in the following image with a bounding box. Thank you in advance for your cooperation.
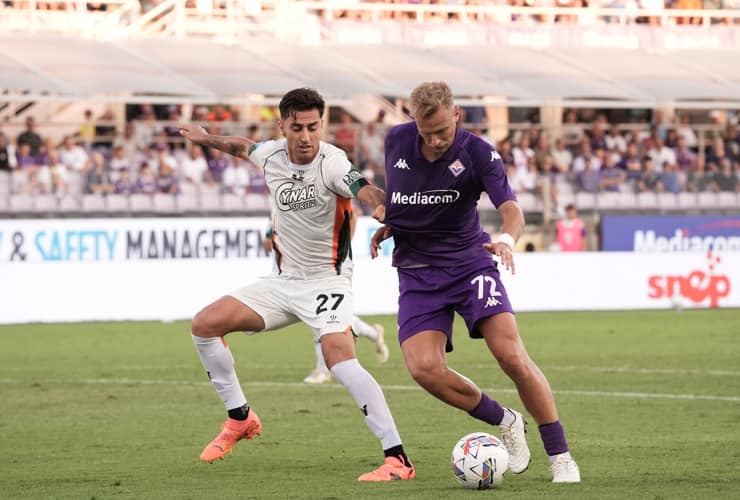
[179,88,414,481]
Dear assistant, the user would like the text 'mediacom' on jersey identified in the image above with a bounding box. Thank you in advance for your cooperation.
[390,190,461,205]
[276,181,318,211]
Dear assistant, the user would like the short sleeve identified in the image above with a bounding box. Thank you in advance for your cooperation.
[247,141,273,169]
[322,152,369,198]
[476,145,516,208]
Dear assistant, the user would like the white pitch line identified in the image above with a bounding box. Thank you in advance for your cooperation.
[465,364,740,377]
[1,377,739,402]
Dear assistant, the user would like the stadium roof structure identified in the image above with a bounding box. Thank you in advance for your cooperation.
[1,34,740,109]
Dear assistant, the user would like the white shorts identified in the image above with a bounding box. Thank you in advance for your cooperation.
[229,274,355,340]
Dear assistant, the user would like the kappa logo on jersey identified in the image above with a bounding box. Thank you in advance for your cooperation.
[276,181,317,211]
[393,158,410,170]
[491,150,501,162]
[448,159,466,177]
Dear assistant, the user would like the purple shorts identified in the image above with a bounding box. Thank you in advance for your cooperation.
[397,259,514,352]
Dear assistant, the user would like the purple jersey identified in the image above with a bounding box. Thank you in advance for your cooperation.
[384,122,515,267]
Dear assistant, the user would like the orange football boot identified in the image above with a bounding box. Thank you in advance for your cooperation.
[199,410,262,463]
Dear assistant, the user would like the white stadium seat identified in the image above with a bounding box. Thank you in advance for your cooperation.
[617,192,638,209]
[81,194,106,212]
[637,192,658,209]
[657,192,678,210]
[175,193,199,212]
[58,194,81,213]
[222,193,245,212]
[677,192,697,209]
[106,194,130,212]
[515,192,539,212]
[575,192,596,210]
[33,194,58,212]
[130,193,153,212]
[9,194,33,212]
[153,193,177,213]
[717,192,738,208]
[199,193,221,211]
[697,192,719,209]
[597,191,619,210]
[245,193,270,212]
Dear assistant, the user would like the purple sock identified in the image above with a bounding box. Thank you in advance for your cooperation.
[468,393,505,426]
[539,421,569,456]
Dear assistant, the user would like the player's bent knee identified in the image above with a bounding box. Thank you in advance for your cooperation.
[191,310,222,338]
[496,352,531,380]
[407,358,445,390]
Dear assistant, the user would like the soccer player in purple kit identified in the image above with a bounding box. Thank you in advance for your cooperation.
[371,82,580,483]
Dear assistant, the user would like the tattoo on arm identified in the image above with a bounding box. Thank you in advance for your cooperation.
[202,136,252,159]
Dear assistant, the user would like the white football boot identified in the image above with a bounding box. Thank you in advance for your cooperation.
[551,454,581,483]
[499,408,532,473]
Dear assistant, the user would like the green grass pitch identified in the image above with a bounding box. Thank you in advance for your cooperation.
[1,309,739,499]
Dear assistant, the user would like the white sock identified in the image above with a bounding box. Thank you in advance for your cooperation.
[313,340,329,373]
[192,335,247,411]
[549,451,573,464]
[500,408,516,427]
[330,358,402,450]
[351,316,378,341]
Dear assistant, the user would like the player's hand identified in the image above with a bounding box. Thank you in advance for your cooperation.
[371,204,386,223]
[178,124,209,144]
[482,242,516,275]
[370,225,393,259]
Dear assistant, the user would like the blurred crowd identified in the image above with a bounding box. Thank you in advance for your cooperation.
[0,104,738,216]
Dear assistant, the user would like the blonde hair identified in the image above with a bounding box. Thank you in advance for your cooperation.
[408,81,454,119]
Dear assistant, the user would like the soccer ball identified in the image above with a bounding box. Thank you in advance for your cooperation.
[451,432,509,490]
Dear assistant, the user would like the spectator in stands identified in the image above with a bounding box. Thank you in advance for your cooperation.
[109,145,131,179]
[59,136,90,172]
[647,135,676,172]
[674,135,696,173]
[46,148,69,195]
[135,163,158,194]
[676,114,698,150]
[181,144,209,185]
[246,124,263,144]
[562,109,583,151]
[222,157,250,195]
[605,124,628,155]
[637,156,661,192]
[659,162,682,194]
[497,137,515,168]
[16,116,42,156]
[724,124,739,161]
[358,121,385,172]
[512,134,534,170]
[555,204,585,252]
[84,152,114,195]
[206,148,230,184]
[598,153,626,192]
[686,157,712,192]
[152,145,177,175]
[619,142,645,189]
[710,158,739,192]
[707,137,729,167]
[134,108,159,150]
[15,143,38,172]
[79,109,95,147]
[246,160,267,194]
[156,159,180,195]
[0,132,17,173]
[551,137,572,174]
[333,112,358,162]
[572,142,601,173]
[114,121,138,161]
[664,129,680,149]
[114,168,135,195]
[588,122,608,152]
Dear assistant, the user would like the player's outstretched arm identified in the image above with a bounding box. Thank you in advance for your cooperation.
[482,200,524,274]
[179,125,254,161]
[356,184,386,222]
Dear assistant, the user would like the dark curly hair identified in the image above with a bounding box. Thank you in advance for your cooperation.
[279,88,325,120]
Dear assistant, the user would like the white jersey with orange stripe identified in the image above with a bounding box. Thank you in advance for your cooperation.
[249,139,365,280]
